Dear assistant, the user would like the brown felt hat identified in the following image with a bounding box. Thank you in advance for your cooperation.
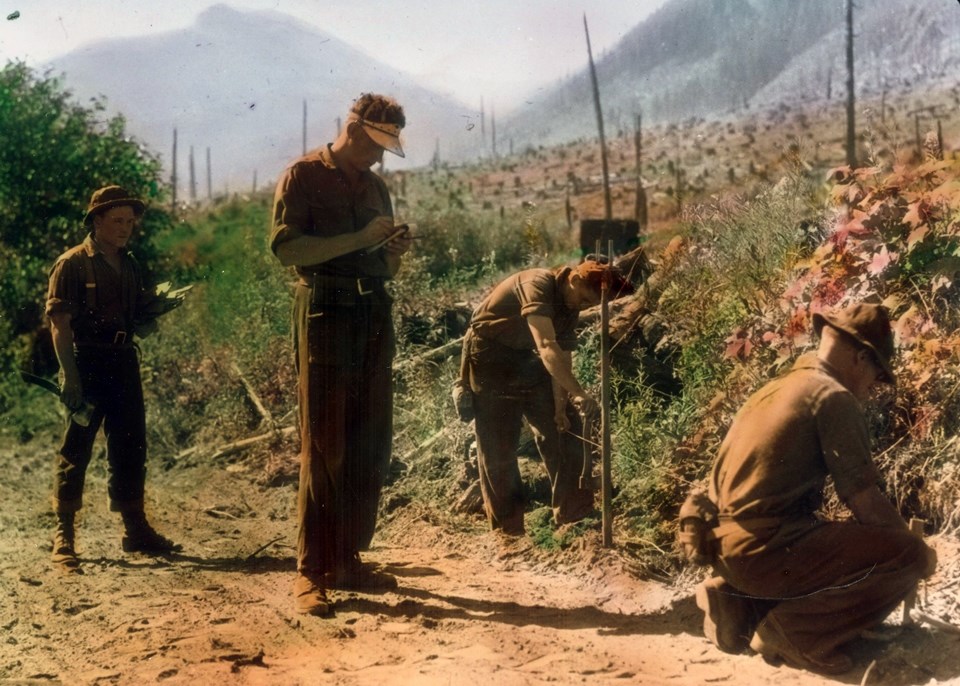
[83,185,145,225]
[813,302,896,385]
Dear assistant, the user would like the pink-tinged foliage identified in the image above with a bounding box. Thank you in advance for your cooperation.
[727,158,960,410]
[723,328,753,360]
[867,245,896,276]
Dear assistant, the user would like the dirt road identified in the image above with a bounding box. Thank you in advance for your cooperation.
[3,435,959,686]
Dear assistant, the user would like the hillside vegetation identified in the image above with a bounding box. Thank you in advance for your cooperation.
[3,61,960,576]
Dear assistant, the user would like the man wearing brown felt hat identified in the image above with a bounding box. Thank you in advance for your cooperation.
[45,185,181,574]
[693,301,936,675]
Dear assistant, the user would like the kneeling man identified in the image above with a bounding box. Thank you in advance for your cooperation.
[698,302,936,674]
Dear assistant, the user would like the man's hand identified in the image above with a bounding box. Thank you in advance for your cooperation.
[60,374,83,411]
[383,227,413,256]
[571,393,599,418]
[359,216,396,247]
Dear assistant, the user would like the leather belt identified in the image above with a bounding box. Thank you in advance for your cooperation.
[299,274,384,295]
[76,330,131,348]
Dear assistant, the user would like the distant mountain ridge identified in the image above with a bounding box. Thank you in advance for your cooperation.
[46,1,960,194]
[500,0,960,151]
[48,4,482,195]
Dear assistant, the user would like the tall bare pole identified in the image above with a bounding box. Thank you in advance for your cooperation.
[845,0,857,168]
[600,239,614,547]
[634,113,648,231]
[189,145,197,204]
[480,96,486,148]
[584,14,612,223]
[206,147,212,201]
[491,103,497,158]
[171,128,178,212]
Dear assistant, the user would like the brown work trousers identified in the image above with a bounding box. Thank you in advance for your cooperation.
[715,520,929,660]
[293,282,394,575]
[468,333,593,533]
[53,345,147,513]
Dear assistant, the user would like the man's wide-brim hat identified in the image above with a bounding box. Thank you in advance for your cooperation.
[348,112,405,157]
[84,185,146,225]
[812,302,896,385]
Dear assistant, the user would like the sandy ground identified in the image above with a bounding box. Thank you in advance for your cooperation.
[2,434,960,686]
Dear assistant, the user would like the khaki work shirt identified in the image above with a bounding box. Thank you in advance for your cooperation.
[471,267,579,351]
[45,234,149,344]
[709,353,880,524]
[270,144,393,279]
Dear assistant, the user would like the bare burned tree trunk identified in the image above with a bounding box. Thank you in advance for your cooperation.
[189,146,197,204]
[206,147,212,201]
[845,0,857,168]
[634,113,648,231]
[171,128,178,213]
[584,14,612,223]
[480,96,486,154]
[491,104,497,159]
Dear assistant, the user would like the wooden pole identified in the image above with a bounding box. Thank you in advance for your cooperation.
[902,518,926,624]
[171,127,178,213]
[302,99,307,156]
[189,145,197,204]
[845,0,857,168]
[584,14,613,223]
[206,147,212,201]
[634,112,648,231]
[600,239,613,547]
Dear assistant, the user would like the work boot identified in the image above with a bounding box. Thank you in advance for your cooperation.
[293,572,331,616]
[749,614,853,675]
[51,513,80,572]
[324,552,398,590]
[121,512,183,554]
[695,577,752,653]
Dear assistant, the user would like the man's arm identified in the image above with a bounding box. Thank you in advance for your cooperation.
[847,485,938,576]
[49,312,82,410]
[527,314,598,416]
[274,216,399,267]
[846,485,909,529]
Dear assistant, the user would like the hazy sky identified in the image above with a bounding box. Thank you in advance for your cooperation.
[0,0,670,110]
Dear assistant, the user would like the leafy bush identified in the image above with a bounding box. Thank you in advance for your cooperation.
[0,61,171,440]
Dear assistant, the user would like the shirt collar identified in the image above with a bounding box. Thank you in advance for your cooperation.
[82,232,128,257]
[317,144,338,170]
[792,351,844,383]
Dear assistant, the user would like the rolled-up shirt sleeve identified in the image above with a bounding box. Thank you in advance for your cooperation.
[45,257,82,320]
[270,164,309,254]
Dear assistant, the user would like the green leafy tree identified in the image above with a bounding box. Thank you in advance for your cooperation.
[0,61,171,413]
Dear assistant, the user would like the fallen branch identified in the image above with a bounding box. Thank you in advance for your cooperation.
[910,608,960,634]
[395,337,464,373]
[245,536,284,561]
[400,427,449,465]
[211,425,296,459]
[204,508,239,520]
[231,362,275,428]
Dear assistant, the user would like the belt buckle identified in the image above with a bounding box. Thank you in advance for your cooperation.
[113,331,127,345]
[357,278,373,296]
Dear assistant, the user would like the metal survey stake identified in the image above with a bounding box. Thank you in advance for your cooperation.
[600,239,614,547]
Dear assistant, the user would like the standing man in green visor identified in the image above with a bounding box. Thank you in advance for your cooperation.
[271,93,413,616]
